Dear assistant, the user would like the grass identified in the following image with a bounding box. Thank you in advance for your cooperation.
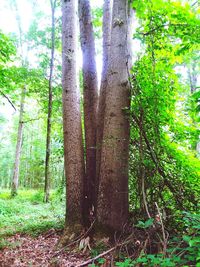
[0,189,65,240]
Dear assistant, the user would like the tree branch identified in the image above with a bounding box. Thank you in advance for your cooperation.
[21,117,44,124]
[138,23,189,37]
[192,1,198,7]
[132,114,184,209]
[0,90,16,111]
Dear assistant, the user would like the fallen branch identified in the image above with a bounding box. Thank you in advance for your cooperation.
[76,237,138,267]
[76,246,116,267]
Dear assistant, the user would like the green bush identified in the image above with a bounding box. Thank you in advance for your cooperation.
[116,212,200,267]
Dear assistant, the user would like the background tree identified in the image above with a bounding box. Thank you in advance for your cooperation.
[44,0,57,203]
[11,0,27,196]
[0,0,63,193]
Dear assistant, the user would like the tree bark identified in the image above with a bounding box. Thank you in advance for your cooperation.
[44,0,56,203]
[188,60,198,93]
[187,59,199,153]
[62,0,85,225]
[78,0,98,225]
[127,4,134,69]
[96,0,112,208]
[11,0,26,197]
[11,87,26,196]
[97,0,131,232]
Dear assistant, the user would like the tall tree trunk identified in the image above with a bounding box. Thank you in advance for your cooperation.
[127,4,134,69]
[78,0,98,225]
[188,60,198,93]
[62,0,85,225]
[11,0,26,197]
[96,0,112,208]
[187,59,199,153]
[11,87,26,196]
[44,0,56,203]
[97,0,131,232]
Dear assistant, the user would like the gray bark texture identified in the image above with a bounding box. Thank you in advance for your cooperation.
[62,0,85,224]
[11,87,26,196]
[97,0,131,231]
[127,4,135,69]
[11,0,26,197]
[78,0,98,224]
[188,60,198,93]
[96,0,112,208]
[44,0,56,203]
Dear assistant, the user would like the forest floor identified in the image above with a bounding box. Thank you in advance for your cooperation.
[0,190,198,267]
[0,231,88,266]
[0,190,93,267]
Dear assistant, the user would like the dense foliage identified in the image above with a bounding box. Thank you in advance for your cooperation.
[129,0,200,218]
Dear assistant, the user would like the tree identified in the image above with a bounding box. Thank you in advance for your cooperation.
[25,2,64,197]
[62,0,85,225]
[96,0,131,231]
[11,86,26,196]
[62,0,133,232]
[61,0,199,235]
[78,0,98,224]
[188,59,198,94]
[44,0,57,203]
[96,0,112,207]
[11,0,27,197]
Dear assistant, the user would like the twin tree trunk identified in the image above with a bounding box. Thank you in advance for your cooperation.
[97,0,131,231]
[96,0,112,205]
[62,0,85,224]
[79,0,98,225]
[62,0,132,232]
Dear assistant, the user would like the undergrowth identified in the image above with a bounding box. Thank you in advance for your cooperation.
[0,189,65,248]
[0,189,199,267]
[88,212,200,267]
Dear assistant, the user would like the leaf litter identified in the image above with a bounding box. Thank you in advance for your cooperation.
[0,230,88,267]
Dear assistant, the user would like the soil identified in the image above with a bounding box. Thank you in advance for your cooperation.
[0,230,89,267]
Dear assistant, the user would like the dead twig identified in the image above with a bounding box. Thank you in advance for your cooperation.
[155,202,168,255]
[53,220,96,257]
[21,117,44,123]
[76,246,116,267]
[77,234,146,267]
[142,176,151,219]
